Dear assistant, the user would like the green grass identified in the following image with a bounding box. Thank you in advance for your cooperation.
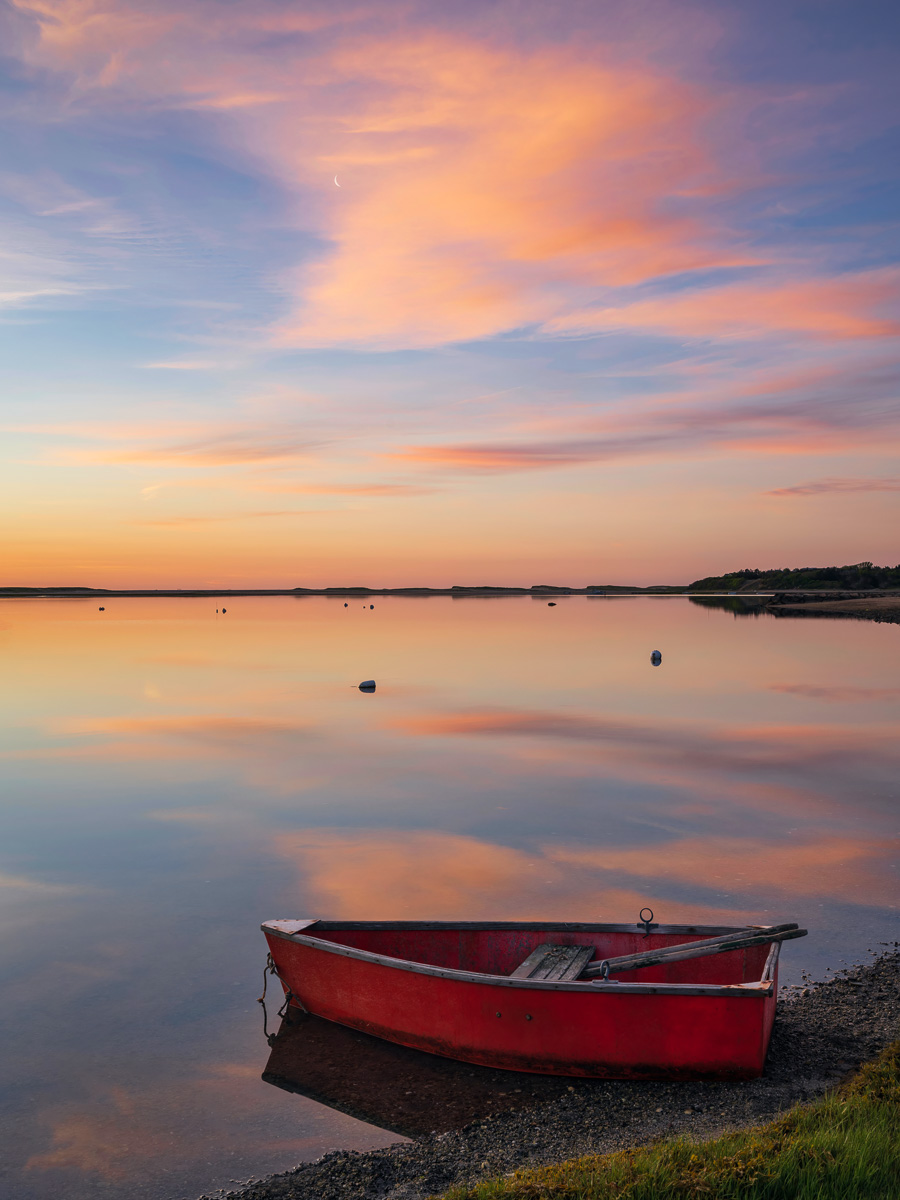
[440,1041,900,1200]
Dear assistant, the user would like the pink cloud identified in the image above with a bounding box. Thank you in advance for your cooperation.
[10,1,899,358]
[11,3,756,348]
[271,37,747,348]
[544,268,900,342]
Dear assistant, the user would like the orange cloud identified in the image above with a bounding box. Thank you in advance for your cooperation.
[278,830,540,917]
[269,829,746,923]
[270,826,897,922]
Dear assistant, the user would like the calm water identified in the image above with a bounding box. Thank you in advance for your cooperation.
[1,597,897,1199]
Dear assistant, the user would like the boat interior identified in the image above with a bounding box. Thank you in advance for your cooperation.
[297,922,774,986]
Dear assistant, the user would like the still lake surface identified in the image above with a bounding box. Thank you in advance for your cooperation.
[1,596,897,1199]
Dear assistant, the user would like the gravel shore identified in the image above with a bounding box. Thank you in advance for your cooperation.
[202,948,900,1200]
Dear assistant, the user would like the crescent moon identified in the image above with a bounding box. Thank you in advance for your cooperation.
[334,175,341,187]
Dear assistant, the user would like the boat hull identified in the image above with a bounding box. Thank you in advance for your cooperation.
[262,921,779,1080]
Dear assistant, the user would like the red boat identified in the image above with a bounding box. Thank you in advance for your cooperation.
[261,917,804,1080]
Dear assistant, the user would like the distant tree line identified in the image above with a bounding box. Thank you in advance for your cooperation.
[688,563,900,592]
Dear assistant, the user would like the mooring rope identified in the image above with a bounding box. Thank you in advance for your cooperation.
[258,952,305,1044]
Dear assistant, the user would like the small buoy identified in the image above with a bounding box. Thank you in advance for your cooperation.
[359,679,376,692]
[547,601,556,606]
[650,650,662,665]
[98,606,104,611]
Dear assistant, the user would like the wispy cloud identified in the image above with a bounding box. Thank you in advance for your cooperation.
[62,714,314,747]
[390,362,900,474]
[388,706,900,788]
[543,268,900,343]
[97,432,322,466]
[769,684,900,702]
[139,360,231,371]
[0,871,86,895]
[0,240,93,309]
[767,477,900,497]
[254,481,431,496]
[133,510,316,527]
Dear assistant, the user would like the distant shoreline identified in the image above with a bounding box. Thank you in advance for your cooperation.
[0,585,686,598]
[2,586,899,622]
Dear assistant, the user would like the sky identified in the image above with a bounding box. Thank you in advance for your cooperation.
[1,0,898,587]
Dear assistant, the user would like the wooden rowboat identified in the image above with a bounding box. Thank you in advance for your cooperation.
[261,917,804,1079]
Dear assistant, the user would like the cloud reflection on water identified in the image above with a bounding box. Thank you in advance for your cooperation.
[269,827,897,921]
[1,596,898,1200]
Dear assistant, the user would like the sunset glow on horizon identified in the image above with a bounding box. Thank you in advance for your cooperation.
[2,0,898,586]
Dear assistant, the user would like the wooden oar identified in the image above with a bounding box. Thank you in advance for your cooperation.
[581,923,798,977]
[583,925,806,979]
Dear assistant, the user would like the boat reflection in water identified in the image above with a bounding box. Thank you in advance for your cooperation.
[262,1008,579,1139]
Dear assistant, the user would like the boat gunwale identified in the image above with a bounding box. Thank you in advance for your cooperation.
[262,921,779,998]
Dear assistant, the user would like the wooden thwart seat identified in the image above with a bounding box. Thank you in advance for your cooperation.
[510,943,594,982]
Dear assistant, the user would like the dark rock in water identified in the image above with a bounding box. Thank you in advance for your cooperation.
[359,680,376,691]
